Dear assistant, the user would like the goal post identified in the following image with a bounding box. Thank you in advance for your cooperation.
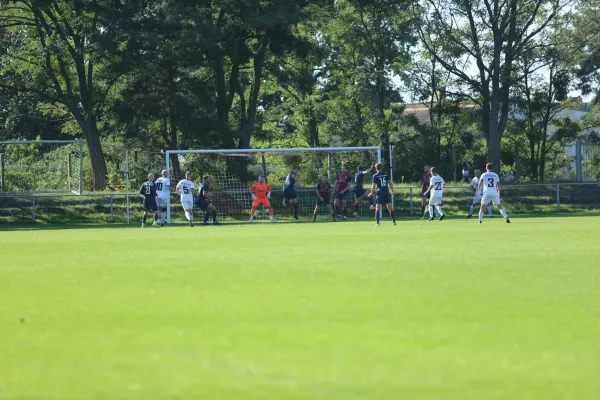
[165,146,382,224]
[0,139,84,195]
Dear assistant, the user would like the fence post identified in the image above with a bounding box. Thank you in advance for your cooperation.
[556,184,560,212]
[32,195,36,222]
[576,141,582,183]
[126,150,130,224]
[389,145,395,210]
[452,145,457,182]
[409,187,413,216]
[110,194,114,222]
[67,153,72,191]
[78,139,83,195]
[0,153,4,192]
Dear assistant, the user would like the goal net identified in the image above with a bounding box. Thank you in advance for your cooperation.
[0,140,83,195]
[165,147,382,223]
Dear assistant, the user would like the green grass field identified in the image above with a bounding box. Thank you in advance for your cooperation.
[1,215,600,399]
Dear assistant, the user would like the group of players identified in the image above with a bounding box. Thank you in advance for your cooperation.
[417,163,511,224]
[139,161,509,227]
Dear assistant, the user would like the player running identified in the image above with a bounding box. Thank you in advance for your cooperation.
[139,173,159,228]
[313,175,336,222]
[419,165,434,219]
[423,167,445,221]
[155,170,172,226]
[334,164,352,221]
[176,172,195,227]
[368,162,396,226]
[197,175,219,225]
[468,169,492,219]
[477,163,511,224]
[283,168,299,220]
[353,165,375,218]
[249,176,276,222]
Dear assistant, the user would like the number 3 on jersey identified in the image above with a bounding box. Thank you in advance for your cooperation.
[487,177,494,187]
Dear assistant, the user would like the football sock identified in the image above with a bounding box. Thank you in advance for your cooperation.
[142,215,147,224]
[161,212,166,224]
[154,214,158,222]
[293,204,299,217]
[500,208,509,219]
[469,205,475,216]
[376,210,380,224]
[389,210,396,223]
[335,206,340,215]
[368,196,374,206]
[435,205,444,216]
[429,206,434,217]
[331,212,336,219]
[184,211,190,221]
[212,210,217,223]
[421,206,425,216]
[487,206,493,216]
[343,207,347,217]
[250,208,256,217]
[479,209,484,222]
[204,212,210,223]
[268,208,273,216]
[354,202,359,213]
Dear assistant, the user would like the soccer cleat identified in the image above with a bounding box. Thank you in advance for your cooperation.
[313,216,317,222]
[467,214,472,219]
[160,223,165,227]
[353,212,359,219]
[506,218,511,223]
[202,222,208,225]
[428,218,434,221]
[141,223,145,228]
[152,222,159,227]
[271,217,277,222]
[393,222,396,226]
[376,222,380,226]
[189,221,194,227]
[439,214,445,221]
[342,216,347,221]
[213,221,220,225]
[294,215,299,220]
[479,220,482,224]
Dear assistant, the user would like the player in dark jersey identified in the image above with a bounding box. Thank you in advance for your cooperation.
[368,162,396,226]
[419,165,435,219]
[334,164,352,221]
[313,175,336,222]
[196,175,219,225]
[139,173,159,228]
[353,165,375,218]
[283,168,299,220]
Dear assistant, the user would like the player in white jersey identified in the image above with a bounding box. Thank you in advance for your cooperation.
[155,170,172,226]
[477,163,510,224]
[176,171,196,227]
[468,169,492,219]
[423,167,445,221]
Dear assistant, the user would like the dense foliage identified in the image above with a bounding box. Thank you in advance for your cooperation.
[1,0,599,189]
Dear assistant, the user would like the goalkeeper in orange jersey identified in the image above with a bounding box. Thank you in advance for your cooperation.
[248,176,276,222]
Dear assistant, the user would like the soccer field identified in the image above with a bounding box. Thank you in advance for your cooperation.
[1,216,599,399]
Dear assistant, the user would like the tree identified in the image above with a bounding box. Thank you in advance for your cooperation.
[323,0,417,163]
[417,0,574,171]
[0,0,125,189]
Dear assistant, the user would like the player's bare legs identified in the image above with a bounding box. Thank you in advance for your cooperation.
[428,203,444,221]
[479,202,509,223]
[183,206,194,227]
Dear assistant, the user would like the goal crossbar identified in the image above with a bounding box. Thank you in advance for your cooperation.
[164,146,382,224]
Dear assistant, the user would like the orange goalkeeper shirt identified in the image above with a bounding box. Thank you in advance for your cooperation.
[250,182,272,199]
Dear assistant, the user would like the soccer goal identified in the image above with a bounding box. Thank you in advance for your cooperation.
[0,140,84,195]
[165,146,382,224]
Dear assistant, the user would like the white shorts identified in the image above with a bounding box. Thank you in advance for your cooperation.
[472,195,482,204]
[429,194,443,205]
[181,201,193,210]
[157,198,168,208]
[481,193,501,205]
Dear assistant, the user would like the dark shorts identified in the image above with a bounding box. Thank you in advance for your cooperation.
[377,192,392,205]
[196,197,210,210]
[335,191,349,201]
[421,190,430,199]
[143,197,158,212]
[316,197,330,206]
[283,188,297,200]
[354,187,368,198]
